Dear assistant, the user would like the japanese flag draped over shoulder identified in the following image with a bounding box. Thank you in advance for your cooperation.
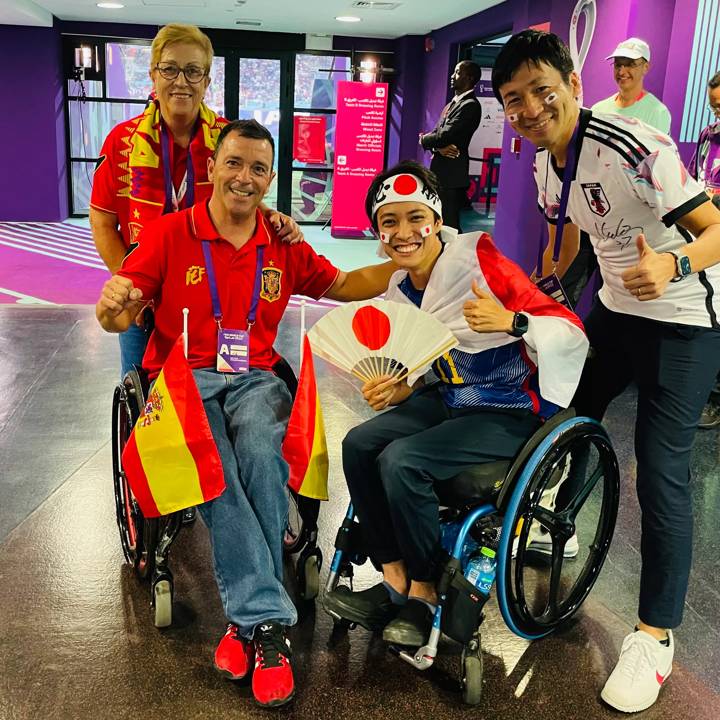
[282,336,329,501]
[385,229,589,408]
[121,336,225,517]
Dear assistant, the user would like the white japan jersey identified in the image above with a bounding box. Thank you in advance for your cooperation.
[534,109,720,328]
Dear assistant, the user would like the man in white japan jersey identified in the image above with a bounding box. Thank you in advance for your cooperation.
[493,29,720,714]
[323,161,588,649]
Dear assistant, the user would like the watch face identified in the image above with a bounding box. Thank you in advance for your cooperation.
[679,255,692,276]
[513,312,529,336]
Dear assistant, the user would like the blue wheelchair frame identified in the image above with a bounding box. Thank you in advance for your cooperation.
[325,414,618,673]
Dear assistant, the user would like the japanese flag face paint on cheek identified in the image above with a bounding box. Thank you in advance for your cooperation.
[380,232,390,243]
[420,225,432,237]
[544,91,558,106]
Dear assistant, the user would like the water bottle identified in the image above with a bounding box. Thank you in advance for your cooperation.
[464,546,497,596]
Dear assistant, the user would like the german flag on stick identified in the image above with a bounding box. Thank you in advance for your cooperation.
[122,335,225,517]
[283,335,329,500]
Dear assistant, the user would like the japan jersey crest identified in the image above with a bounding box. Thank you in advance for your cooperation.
[260,266,282,302]
[581,182,611,216]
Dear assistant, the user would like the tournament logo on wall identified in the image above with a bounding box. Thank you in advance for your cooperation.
[569,0,597,105]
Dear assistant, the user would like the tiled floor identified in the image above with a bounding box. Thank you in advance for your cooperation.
[1,304,718,719]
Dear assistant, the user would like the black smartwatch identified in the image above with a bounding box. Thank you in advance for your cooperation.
[668,250,692,282]
[509,312,529,338]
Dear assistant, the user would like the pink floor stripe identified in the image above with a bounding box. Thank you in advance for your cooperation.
[0,243,109,304]
[0,222,378,308]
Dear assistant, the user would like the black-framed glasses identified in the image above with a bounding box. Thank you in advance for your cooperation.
[154,63,208,84]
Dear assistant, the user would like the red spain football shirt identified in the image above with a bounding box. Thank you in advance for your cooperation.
[118,201,339,377]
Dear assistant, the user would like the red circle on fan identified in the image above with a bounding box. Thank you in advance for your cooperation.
[352,305,391,350]
[393,174,418,195]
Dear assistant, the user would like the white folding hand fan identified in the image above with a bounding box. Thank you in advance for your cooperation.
[307,300,458,383]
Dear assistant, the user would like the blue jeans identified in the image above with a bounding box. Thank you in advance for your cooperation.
[193,367,297,637]
[119,323,148,378]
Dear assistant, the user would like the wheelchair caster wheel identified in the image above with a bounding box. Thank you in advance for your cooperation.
[153,579,173,628]
[333,618,356,632]
[461,643,483,705]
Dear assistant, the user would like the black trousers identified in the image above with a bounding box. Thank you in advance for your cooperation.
[342,385,541,581]
[570,301,720,627]
[438,187,467,233]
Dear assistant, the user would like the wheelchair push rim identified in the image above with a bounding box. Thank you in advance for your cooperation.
[497,417,619,640]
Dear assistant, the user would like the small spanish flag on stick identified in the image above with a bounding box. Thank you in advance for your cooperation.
[283,335,329,500]
[122,335,225,517]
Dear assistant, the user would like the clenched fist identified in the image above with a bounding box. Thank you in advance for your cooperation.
[97,275,145,318]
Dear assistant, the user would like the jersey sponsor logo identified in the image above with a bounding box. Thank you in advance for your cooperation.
[260,266,282,302]
[581,182,611,216]
[185,265,206,286]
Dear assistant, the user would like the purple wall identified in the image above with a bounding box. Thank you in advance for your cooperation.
[416,0,692,271]
[0,25,67,221]
[662,0,702,163]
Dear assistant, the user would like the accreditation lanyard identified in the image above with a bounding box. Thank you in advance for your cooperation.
[201,240,265,373]
[160,123,196,214]
[535,121,580,309]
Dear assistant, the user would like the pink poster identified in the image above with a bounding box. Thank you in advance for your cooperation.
[293,115,326,164]
[331,81,389,238]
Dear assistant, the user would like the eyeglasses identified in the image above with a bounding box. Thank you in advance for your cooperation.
[612,59,645,70]
[154,63,207,84]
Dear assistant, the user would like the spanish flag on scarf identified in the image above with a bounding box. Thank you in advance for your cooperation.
[122,336,225,517]
[283,336,329,500]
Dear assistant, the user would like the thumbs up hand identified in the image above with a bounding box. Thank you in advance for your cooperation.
[463,280,515,334]
[621,233,676,301]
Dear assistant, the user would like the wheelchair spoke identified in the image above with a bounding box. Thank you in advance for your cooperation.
[564,464,603,520]
[542,538,566,620]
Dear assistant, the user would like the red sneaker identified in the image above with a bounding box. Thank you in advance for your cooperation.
[251,622,295,707]
[214,624,254,680]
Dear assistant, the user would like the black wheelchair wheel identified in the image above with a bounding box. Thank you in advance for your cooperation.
[284,490,320,555]
[461,633,483,705]
[497,417,619,639]
[111,371,157,579]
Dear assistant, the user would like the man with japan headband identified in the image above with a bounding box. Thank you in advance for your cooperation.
[323,160,588,647]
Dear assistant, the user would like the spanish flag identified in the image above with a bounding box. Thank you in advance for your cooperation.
[122,336,225,517]
[282,335,329,500]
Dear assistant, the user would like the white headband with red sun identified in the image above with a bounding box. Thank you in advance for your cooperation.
[371,173,443,243]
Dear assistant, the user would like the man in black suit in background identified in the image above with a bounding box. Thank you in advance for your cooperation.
[419,61,482,232]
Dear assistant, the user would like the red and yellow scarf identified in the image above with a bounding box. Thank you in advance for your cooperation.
[122,99,227,221]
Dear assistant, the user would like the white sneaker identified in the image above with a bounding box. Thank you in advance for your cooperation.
[512,524,579,559]
[601,629,674,713]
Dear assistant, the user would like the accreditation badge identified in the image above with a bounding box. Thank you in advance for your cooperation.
[216,328,250,373]
[536,273,573,310]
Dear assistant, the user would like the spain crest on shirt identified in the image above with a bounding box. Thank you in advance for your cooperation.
[261,266,282,302]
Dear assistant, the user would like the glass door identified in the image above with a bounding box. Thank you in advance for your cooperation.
[236,57,282,209]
